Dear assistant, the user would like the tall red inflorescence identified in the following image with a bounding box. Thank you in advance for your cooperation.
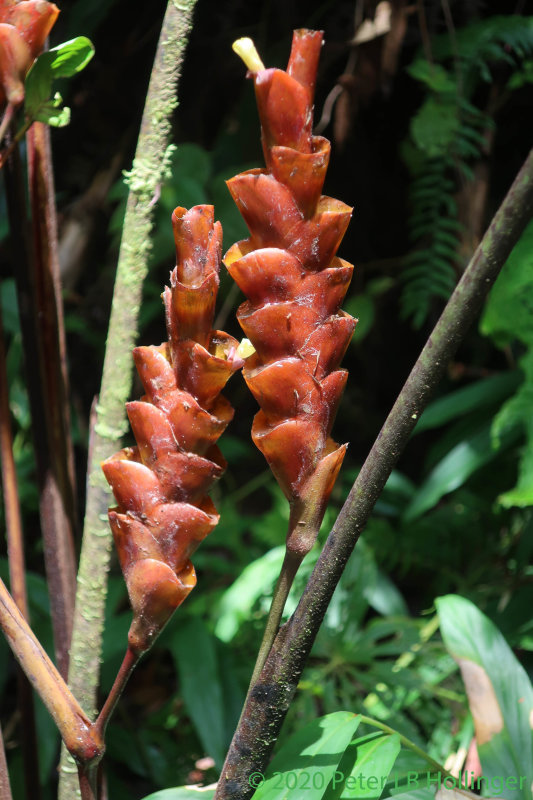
[225,30,356,556]
[102,206,243,655]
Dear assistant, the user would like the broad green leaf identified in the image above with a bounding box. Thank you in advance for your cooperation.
[481,219,533,347]
[437,595,533,800]
[492,352,533,507]
[252,712,361,800]
[414,371,521,434]
[141,788,215,800]
[214,546,285,642]
[170,620,226,769]
[324,732,401,799]
[25,36,94,122]
[403,423,519,521]
[365,572,409,617]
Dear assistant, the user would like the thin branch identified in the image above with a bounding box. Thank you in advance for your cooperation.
[0,578,102,764]
[60,1,200,795]
[215,148,533,800]
[93,647,139,740]
[27,121,78,677]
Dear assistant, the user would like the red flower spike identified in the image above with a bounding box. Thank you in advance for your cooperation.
[103,206,243,655]
[0,0,59,106]
[228,31,356,557]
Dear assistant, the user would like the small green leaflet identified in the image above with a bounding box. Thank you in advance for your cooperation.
[25,36,94,127]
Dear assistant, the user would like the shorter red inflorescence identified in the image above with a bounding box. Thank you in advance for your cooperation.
[103,206,243,655]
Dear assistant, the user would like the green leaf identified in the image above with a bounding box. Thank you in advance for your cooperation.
[345,294,375,342]
[169,620,227,769]
[407,61,456,94]
[324,732,401,799]
[252,712,361,800]
[414,371,521,434]
[410,98,460,157]
[25,36,94,123]
[481,219,533,347]
[214,546,285,642]
[403,423,519,521]
[437,595,533,800]
[141,788,215,800]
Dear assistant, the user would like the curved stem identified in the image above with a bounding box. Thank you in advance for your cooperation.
[247,550,302,691]
[93,647,140,741]
[358,715,454,778]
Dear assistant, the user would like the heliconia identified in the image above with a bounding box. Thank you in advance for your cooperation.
[226,30,356,558]
[102,206,243,655]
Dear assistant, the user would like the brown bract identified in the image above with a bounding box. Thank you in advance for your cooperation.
[0,0,59,106]
[103,206,243,654]
[226,29,356,554]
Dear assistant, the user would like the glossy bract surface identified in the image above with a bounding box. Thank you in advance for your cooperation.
[226,30,355,553]
[103,206,243,653]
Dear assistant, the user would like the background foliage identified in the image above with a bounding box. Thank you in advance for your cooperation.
[0,0,532,797]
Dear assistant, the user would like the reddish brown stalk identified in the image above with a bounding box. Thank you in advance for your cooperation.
[94,647,139,740]
[0,305,41,799]
[4,129,76,680]
[0,578,103,764]
[26,121,78,674]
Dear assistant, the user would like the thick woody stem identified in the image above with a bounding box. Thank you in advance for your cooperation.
[215,149,533,800]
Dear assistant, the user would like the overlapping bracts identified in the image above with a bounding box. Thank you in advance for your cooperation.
[103,206,243,654]
[226,30,356,554]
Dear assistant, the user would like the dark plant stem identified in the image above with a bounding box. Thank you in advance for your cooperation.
[93,647,140,740]
[215,148,533,800]
[4,133,76,680]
